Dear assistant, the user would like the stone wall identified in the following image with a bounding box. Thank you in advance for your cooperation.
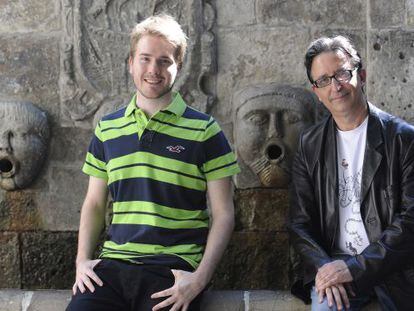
[1,0,413,291]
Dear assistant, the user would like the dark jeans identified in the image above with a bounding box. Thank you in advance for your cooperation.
[66,259,203,311]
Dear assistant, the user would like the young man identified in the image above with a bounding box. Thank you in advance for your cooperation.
[289,35,414,310]
[67,14,239,311]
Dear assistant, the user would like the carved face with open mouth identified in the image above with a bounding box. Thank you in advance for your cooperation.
[0,102,49,191]
[234,84,317,188]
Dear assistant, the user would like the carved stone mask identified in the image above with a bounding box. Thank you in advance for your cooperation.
[233,84,317,189]
[0,102,50,190]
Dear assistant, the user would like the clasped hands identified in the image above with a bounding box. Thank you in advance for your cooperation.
[315,260,354,310]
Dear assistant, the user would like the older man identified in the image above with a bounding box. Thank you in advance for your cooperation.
[289,35,414,310]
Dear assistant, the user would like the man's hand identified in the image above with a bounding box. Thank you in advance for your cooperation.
[319,284,351,310]
[316,260,353,292]
[151,269,205,311]
[72,259,103,295]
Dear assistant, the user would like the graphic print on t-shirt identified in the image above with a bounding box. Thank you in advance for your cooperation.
[338,161,364,255]
[336,117,370,256]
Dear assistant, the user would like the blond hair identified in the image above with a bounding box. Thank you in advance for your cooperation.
[130,14,188,67]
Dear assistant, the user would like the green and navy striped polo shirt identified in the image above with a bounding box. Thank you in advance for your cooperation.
[82,92,240,270]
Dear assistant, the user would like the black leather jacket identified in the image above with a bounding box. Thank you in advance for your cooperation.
[289,103,414,310]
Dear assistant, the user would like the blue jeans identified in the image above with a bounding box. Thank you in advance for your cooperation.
[311,286,371,311]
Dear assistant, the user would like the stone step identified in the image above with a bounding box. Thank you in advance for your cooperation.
[0,290,379,311]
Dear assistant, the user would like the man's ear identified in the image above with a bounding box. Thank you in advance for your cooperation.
[359,68,366,85]
[128,55,133,74]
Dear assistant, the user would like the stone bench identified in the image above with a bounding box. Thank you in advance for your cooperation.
[0,290,379,310]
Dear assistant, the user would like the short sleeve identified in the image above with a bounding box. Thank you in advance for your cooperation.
[202,117,240,181]
[82,122,108,180]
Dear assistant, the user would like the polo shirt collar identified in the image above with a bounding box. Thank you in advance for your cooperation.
[162,92,186,117]
[124,92,186,118]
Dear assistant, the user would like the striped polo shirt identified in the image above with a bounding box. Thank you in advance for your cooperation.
[82,92,240,270]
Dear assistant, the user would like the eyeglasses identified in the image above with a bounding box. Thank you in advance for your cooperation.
[312,68,357,88]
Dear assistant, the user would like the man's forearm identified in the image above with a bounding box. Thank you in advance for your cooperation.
[76,196,107,263]
[193,210,234,287]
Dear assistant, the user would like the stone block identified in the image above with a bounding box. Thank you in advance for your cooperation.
[370,0,404,28]
[0,0,59,33]
[216,0,256,27]
[201,290,244,311]
[21,232,77,289]
[234,189,289,232]
[36,166,88,231]
[216,28,311,119]
[28,290,72,311]
[0,232,20,288]
[249,290,308,311]
[368,30,414,123]
[0,191,42,231]
[0,290,26,311]
[212,232,289,289]
[256,0,366,28]
[0,34,60,122]
[49,127,92,163]
[408,0,414,26]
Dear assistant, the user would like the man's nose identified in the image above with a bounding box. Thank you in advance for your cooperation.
[0,131,13,153]
[148,60,161,74]
[331,77,343,91]
[267,113,283,138]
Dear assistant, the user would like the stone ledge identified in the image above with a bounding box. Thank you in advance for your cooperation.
[0,289,379,311]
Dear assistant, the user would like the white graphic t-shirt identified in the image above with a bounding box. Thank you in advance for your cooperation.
[335,117,370,255]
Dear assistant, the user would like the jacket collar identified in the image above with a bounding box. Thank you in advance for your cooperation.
[361,102,384,204]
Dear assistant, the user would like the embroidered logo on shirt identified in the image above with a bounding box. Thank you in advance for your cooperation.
[166,145,185,153]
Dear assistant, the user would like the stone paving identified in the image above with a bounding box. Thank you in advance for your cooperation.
[0,290,379,311]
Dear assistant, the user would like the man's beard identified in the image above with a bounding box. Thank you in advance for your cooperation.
[137,80,175,100]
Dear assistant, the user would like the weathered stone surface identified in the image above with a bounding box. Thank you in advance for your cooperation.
[0,0,59,33]
[0,101,50,191]
[49,127,91,163]
[234,189,289,232]
[21,232,77,289]
[28,290,72,311]
[216,0,256,27]
[232,84,319,189]
[212,232,289,289]
[0,232,20,288]
[0,191,42,231]
[202,290,244,311]
[0,35,60,122]
[216,27,311,120]
[36,166,88,231]
[249,290,308,311]
[0,290,25,311]
[370,0,405,28]
[408,0,414,26]
[256,0,366,28]
[368,30,414,123]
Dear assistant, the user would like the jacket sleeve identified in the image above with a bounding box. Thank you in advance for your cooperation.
[288,134,332,287]
[346,132,414,293]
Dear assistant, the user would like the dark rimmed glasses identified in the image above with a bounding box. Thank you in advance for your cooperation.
[312,68,357,88]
